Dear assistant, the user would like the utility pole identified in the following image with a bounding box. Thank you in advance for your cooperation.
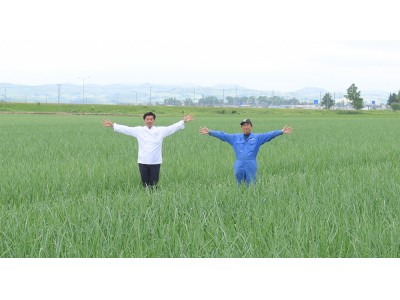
[222,89,225,105]
[235,85,238,104]
[77,77,89,103]
[333,92,336,108]
[193,88,196,103]
[149,87,152,104]
[57,84,61,104]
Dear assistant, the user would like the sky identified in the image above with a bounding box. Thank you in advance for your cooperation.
[1,0,399,92]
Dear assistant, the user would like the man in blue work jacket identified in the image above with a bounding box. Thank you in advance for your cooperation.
[199,119,293,186]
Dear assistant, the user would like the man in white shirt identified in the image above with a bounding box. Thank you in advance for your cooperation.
[103,112,194,188]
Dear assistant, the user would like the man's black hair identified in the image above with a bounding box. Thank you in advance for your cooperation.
[143,112,156,120]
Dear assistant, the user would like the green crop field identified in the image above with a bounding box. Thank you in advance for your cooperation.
[1,104,400,257]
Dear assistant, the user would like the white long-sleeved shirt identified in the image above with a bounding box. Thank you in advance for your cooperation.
[113,120,185,164]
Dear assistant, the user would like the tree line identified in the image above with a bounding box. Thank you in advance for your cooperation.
[387,92,400,111]
[164,95,302,107]
[165,83,399,111]
[165,84,363,109]
[318,84,400,111]
[165,95,305,107]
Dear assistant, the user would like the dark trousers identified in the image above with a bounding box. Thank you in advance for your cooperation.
[138,163,161,187]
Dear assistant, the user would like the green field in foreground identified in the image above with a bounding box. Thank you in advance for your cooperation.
[1,105,400,257]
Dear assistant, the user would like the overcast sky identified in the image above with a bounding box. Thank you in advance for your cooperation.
[1,0,399,92]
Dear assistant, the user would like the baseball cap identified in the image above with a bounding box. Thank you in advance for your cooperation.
[240,118,252,126]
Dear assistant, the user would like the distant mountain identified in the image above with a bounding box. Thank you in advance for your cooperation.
[284,87,328,101]
[295,87,327,93]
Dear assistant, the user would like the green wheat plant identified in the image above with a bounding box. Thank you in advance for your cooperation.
[1,110,400,257]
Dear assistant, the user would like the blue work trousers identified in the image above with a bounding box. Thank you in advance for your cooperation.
[234,160,257,186]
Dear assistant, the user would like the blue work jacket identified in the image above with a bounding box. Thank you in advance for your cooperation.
[208,130,283,161]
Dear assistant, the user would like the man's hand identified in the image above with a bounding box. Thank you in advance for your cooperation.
[103,119,113,127]
[184,113,195,123]
[199,127,209,135]
[282,125,293,134]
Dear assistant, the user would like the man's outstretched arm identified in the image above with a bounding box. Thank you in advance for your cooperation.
[199,127,235,145]
[161,113,195,138]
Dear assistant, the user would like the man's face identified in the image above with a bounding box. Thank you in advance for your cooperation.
[144,116,155,128]
[241,122,252,134]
